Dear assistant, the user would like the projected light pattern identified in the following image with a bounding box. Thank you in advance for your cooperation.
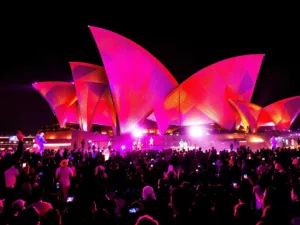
[92,87,117,134]
[70,62,109,131]
[155,55,264,134]
[229,100,262,132]
[257,96,300,130]
[229,96,300,131]
[33,26,299,134]
[89,26,178,134]
[33,82,80,127]
[147,112,157,122]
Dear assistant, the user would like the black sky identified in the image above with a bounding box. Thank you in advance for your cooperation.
[0,9,299,134]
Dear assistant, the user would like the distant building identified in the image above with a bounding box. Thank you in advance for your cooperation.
[32,26,299,136]
[0,134,35,151]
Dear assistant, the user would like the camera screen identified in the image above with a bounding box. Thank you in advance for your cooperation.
[67,197,74,202]
[129,207,139,213]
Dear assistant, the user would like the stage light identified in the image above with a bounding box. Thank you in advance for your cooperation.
[142,129,148,134]
[44,143,71,147]
[132,128,142,137]
[121,145,126,150]
[190,126,204,137]
[250,137,264,143]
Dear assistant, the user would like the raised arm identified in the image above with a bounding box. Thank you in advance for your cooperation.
[0,131,24,172]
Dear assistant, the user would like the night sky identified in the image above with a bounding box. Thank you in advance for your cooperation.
[0,10,299,134]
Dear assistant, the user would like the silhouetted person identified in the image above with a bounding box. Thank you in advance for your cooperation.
[81,139,85,150]
[0,131,24,173]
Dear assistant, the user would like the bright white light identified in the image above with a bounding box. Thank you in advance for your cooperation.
[189,126,204,137]
[263,122,275,126]
[82,122,88,132]
[251,137,265,143]
[183,141,188,148]
[121,145,126,150]
[88,140,92,143]
[132,128,143,137]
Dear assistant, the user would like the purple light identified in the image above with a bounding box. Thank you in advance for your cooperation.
[121,145,126,150]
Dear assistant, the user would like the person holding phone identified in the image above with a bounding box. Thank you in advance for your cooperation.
[1,131,24,199]
[55,159,73,201]
[0,131,24,173]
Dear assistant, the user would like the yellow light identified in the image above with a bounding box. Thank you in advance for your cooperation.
[44,143,71,147]
[250,137,265,143]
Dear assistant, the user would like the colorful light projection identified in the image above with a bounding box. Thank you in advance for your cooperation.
[70,62,109,131]
[33,26,298,136]
[154,54,264,134]
[33,82,80,128]
[257,96,300,130]
[230,96,300,132]
[229,100,262,132]
[89,26,178,134]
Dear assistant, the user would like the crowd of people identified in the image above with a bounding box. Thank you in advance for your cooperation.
[0,131,300,225]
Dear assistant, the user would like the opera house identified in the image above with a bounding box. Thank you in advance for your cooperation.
[33,26,300,150]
